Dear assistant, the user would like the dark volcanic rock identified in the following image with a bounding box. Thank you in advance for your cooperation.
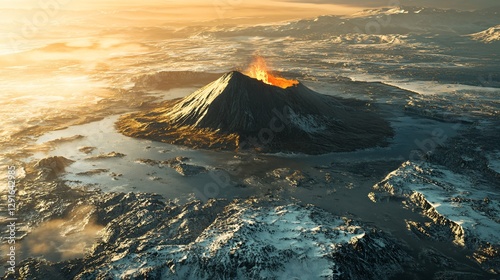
[164,156,207,176]
[76,169,110,176]
[84,151,126,160]
[117,71,393,154]
[135,156,207,176]
[78,146,96,154]
[170,163,207,176]
[34,156,74,180]
[267,167,314,187]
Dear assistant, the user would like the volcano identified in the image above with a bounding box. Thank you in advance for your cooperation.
[117,71,392,154]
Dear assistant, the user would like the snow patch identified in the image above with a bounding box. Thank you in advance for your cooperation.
[469,25,500,43]
[486,151,500,174]
[288,109,327,133]
[371,161,500,246]
[98,202,400,279]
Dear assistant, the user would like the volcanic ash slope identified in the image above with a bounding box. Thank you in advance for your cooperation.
[117,71,392,154]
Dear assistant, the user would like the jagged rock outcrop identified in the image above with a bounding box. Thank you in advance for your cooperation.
[33,156,74,180]
[135,156,207,176]
[369,161,500,274]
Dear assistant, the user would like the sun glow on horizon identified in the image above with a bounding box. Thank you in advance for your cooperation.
[0,0,361,19]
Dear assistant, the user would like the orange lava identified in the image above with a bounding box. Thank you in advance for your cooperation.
[244,56,298,89]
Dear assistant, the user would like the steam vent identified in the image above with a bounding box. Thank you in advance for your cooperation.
[117,58,393,154]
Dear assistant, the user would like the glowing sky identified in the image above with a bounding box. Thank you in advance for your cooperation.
[0,0,496,27]
[1,0,496,10]
[0,0,352,30]
[0,0,358,15]
[0,0,343,9]
[0,1,359,33]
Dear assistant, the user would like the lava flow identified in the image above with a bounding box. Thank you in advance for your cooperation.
[244,56,299,89]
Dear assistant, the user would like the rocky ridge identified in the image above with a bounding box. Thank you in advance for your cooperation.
[369,161,500,274]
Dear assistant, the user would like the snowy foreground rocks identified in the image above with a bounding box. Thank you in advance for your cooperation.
[369,161,500,274]
[14,197,412,279]
[93,201,411,280]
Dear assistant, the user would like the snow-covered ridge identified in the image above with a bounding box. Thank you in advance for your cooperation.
[369,161,500,272]
[191,5,499,40]
[62,199,411,279]
[192,203,366,279]
[331,34,405,45]
[349,6,425,18]
[469,25,500,43]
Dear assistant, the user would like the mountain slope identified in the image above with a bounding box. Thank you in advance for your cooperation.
[117,71,392,154]
[187,6,500,40]
[165,71,337,132]
[469,25,500,43]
